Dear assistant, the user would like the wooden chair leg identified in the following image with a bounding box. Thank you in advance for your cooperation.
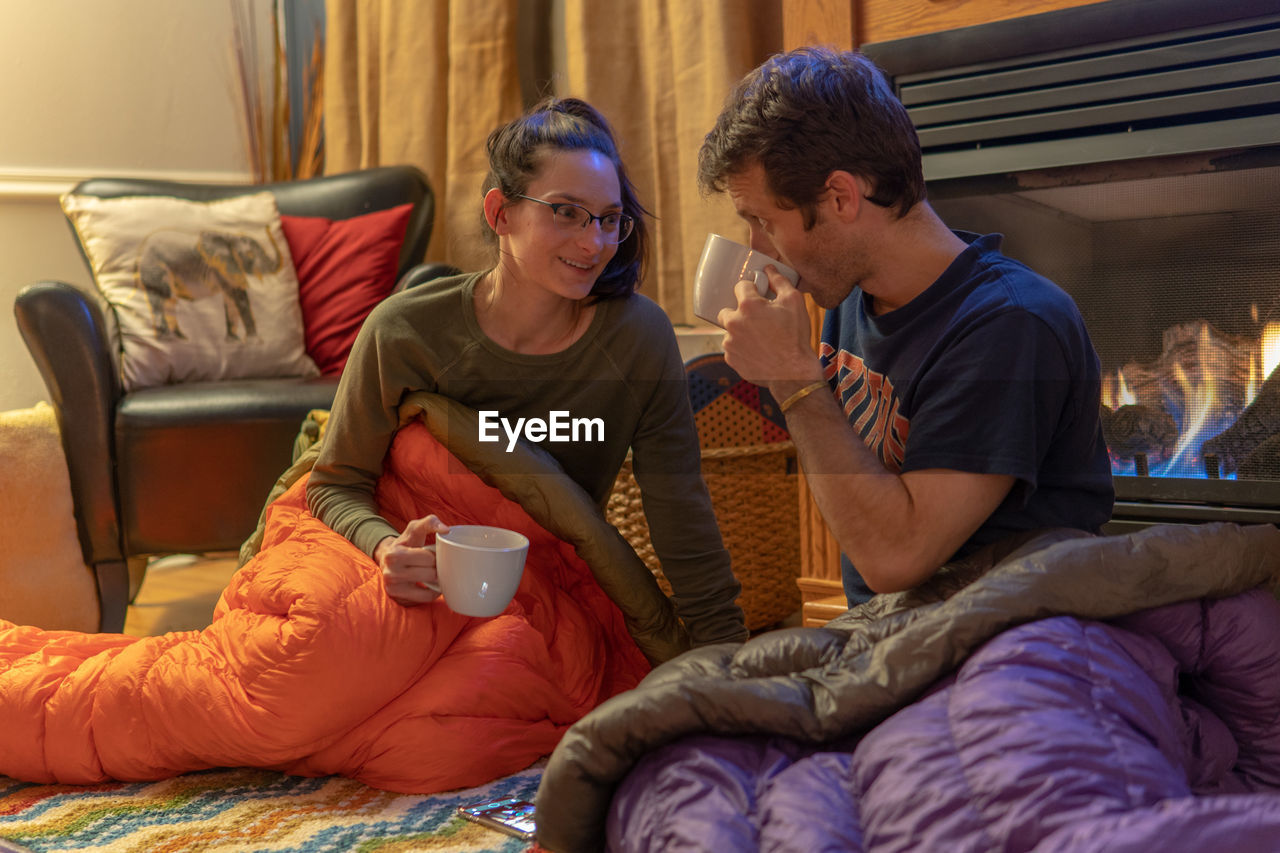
[127,555,149,603]
[94,559,130,633]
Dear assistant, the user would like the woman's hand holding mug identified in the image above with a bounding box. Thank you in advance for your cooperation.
[376,515,450,606]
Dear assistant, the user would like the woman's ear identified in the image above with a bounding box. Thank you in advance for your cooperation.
[483,188,509,234]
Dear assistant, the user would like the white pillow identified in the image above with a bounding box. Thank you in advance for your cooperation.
[61,191,319,391]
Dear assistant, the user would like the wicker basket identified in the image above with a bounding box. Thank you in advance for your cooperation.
[606,440,801,632]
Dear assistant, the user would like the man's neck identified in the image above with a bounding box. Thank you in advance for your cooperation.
[863,203,969,315]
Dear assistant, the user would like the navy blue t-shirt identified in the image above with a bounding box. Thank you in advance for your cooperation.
[820,232,1114,604]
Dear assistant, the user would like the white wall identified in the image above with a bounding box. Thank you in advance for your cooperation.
[0,1,263,411]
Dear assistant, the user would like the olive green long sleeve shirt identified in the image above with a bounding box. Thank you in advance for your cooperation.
[307,272,747,646]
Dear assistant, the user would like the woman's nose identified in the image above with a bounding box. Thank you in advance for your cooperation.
[577,222,609,251]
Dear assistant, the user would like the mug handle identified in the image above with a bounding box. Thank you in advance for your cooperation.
[750,269,771,296]
[418,543,441,593]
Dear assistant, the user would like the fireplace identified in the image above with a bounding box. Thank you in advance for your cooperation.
[862,0,1280,530]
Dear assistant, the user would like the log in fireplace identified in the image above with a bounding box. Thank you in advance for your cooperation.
[863,0,1280,531]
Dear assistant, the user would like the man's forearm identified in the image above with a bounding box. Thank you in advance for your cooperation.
[775,383,938,592]
[778,381,1017,593]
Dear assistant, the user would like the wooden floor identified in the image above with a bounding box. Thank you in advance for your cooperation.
[123,553,241,637]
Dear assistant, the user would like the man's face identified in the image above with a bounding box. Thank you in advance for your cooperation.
[725,162,860,310]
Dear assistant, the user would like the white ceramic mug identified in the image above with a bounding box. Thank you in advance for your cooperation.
[425,525,529,617]
[692,233,799,327]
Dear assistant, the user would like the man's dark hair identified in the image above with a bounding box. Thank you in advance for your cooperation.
[698,47,925,224]
[483,97,649,300]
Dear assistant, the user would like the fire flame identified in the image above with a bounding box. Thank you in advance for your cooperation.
[1109,321,1280,478]
[1163,360,1217,474]
[1101,371,1135,410]
[1245,322,1280,408]
[1262,322,1280,381]
[1160,324,1222,474]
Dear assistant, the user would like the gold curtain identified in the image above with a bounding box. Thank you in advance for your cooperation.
[324,0,781,315]
[562,0,783,323]
[323,0,524,272]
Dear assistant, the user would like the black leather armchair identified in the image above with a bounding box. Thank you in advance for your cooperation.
[14,166,435,632]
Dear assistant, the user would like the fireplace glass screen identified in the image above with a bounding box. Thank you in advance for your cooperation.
[931,152,1280,511]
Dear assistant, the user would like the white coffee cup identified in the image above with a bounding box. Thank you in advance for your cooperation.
[425,525,529,617]
[692,233,800,327]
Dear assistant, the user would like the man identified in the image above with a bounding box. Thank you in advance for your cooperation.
[701,47,1114,605]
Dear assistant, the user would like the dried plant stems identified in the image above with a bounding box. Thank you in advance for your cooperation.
[295,23,325,180]
[270,6,290,183]
[228,0,324,184]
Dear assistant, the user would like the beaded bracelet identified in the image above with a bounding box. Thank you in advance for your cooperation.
[778,381,828,414]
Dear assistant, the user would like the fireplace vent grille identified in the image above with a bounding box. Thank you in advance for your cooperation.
[864,3,1280,181]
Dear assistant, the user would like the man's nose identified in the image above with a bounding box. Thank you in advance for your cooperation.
[748,227,778,257]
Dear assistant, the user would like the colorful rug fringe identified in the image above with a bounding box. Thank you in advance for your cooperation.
[0,763,543,853]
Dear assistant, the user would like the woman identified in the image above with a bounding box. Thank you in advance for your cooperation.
[307,97,748,648]
[0,99,745,798]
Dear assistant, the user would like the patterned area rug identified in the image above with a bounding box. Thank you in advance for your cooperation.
[0,762,544,853]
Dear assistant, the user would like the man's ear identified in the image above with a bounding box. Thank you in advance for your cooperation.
[483,188,509,234]
[825,170,869,222]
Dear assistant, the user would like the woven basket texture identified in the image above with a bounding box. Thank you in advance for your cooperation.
[607,354,802,631]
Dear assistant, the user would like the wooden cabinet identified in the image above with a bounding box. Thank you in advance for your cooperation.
[782,0,858,50]
[857,0,1112,45]
[801,591,849,628]
[783,0,1112,48]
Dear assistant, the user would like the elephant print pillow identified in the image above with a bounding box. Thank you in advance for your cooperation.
[61,191,319,391]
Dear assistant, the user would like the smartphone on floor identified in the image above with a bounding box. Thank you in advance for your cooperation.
[457,796,537,841]
[0,840,38,853]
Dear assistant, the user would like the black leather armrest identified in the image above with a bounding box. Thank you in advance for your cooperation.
[14,281,124,564]
[72,165,435,283]
[396,262,465,292]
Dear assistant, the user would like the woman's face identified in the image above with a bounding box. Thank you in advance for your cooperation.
[497,148,623,301]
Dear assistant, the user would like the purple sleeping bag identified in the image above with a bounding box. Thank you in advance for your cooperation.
[534,523,1280,852]
[609,591,1280,851]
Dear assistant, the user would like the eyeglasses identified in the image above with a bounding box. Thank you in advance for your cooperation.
[515,195,634,244]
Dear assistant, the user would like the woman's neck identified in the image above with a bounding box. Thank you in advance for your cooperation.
[474,268,595,355]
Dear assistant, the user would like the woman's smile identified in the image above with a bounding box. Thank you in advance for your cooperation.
[560,255,596,272]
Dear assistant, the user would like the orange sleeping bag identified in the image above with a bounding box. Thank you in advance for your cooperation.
[0,416,653,793]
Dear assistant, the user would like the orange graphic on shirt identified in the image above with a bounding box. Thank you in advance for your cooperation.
[820,343,909,472]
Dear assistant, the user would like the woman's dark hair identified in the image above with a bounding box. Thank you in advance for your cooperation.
[483,97,649,300]
[698,47,925,224]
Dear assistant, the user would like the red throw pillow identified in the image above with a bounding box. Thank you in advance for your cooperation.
[281,203,413,375]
